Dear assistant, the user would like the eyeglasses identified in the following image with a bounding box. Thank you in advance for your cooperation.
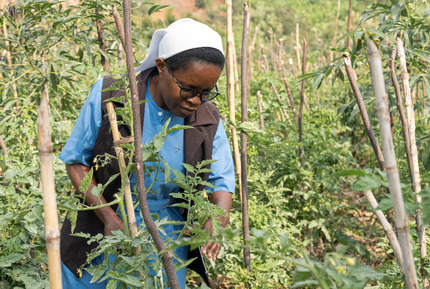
[165,63,220,102]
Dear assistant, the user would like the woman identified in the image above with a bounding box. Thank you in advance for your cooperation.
[59,18,235,288]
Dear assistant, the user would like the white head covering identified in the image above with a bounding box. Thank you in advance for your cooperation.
[135,18,224,73]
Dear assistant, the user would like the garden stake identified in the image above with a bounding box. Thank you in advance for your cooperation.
[2,6,19,110]
[343,55,385,169]
[241,2,251,274]
[329,0,341,62]
[226,0,242,201]
[96,9,109,73]
[38,86,62,289]
[396,37,428,289]
[344,53,405,275]
[263,55,291,125]
[257,90,264,130]
[295,23,301,73]
[113,6,135,64]
[280,59,298,126]
[363,190,404,275]
[389,49,414,190]
[298,39,307,167]
[367,38,418,289]
[122,0,179,287]
[106,102,141,255]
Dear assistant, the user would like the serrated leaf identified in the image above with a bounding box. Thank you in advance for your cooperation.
[68,210,78,233]
[79,167,94,193]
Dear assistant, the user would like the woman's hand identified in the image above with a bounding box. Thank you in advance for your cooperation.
[103,213,125,236]
[201,190,232,261]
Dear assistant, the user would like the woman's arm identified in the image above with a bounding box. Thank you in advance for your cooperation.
[201,190,232,261]
[66,163,124,236]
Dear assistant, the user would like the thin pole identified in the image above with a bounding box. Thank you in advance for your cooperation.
[122,1,179,287]
[396,37,427,289]
[38,86,62,289]
[106,102,140,255]
[343,55,385,169]
[241,2,251,273]
[367,38,418,289]
[226,0,242,201]
[96,9,109,72]
[298,39,307,167]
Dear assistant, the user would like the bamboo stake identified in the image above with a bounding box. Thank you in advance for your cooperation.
[389,49,414,189]
[295,23,301,73]
[343,55,385,169]
[330,0,341,62]
[38,86,62,289]
[263,55,291,125]
[226,0,242,201]
[96,9,109,72]
[298,39,307,167]
[2,6,19,110]
[122,1,179,287]
[257,91,264,130]
[347,0,353,51]
[363,190,404,274]
[396,37,427,289]
[241,2,251,273]
[106,102,140,255]
[367,38,418,289]
[280,60,298,126]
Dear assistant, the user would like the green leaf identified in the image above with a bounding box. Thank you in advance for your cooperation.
[148,4,170,15]
[311,73,325,90]
[79,167,94,193]
[333,169,367,178]
[0,253,23,267]
[49,63,58,92]
[351,174,385,191]
[238,121,262,133]
[68,210,78,233]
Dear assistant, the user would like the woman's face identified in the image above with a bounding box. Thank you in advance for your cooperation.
[154,58,222,117]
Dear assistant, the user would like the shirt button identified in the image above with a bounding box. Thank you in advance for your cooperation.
[158,111,163,117]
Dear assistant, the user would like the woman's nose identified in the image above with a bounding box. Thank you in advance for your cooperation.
[187,95,202,106]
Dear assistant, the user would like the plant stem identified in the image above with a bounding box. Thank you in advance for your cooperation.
[96,9,108,73]
[38,84,62,289]
[122,1,179,287]
[367,38,418,289]
[241,1,251,274]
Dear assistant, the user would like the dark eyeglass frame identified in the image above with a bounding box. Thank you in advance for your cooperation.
[165,62,220,102]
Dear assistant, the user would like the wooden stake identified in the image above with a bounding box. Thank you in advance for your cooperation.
[122,1,179,287]
[38,86,62,289]
[343,55,385,169]
[298,39,307,167]
[240,2,251,273]
[257,91,264,130]
[106,102,140,255]
[280,60,298,126]
[363,190,404,274]
[226,0,242,201]
[396,37,428,289]
[367,38,418,289]
[96,9,109,72]
[295,23,301,73]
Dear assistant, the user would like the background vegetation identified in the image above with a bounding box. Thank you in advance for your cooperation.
[0,0,429,288]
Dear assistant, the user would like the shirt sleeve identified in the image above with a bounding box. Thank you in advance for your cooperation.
[206,120,236,194]
[59,78,104,167]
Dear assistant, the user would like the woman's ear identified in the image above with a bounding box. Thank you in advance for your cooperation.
[155,57,166,74]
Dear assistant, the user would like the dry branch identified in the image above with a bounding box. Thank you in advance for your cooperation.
[226,0,242,201]
[280,60,298,126]
[122,0,179,287]
[396,37,427,289]
[240,2,251,273]
[38,86,62,289]
[106,102,140,255]
[367,38,418,289]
